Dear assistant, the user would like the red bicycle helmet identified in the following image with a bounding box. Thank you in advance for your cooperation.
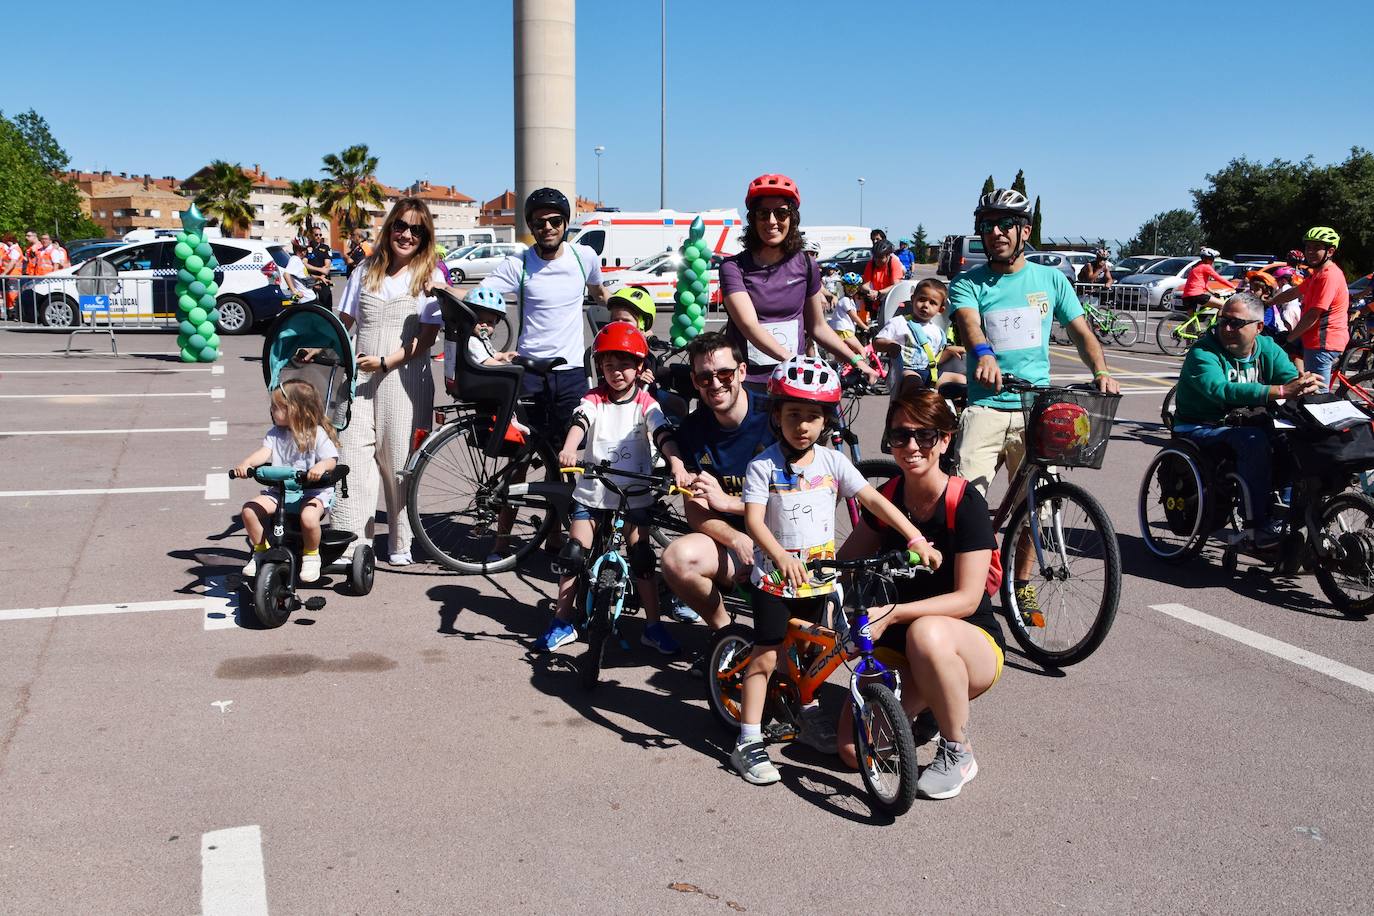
[592,322,649,360]
[746,174,800,209]
[766,356,840,405]
[1036,402,1091,460]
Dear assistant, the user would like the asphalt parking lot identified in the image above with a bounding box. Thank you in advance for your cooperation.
[1,312,1372,914]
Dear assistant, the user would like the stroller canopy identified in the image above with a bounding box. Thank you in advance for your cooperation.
[260,303,356,432]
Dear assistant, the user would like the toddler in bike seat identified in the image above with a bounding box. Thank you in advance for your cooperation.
[874,278,966,395]
[536,323,691,655]
[235,379,339,583]
[730,356,937,786]
[825,272,872,364]
[443,287,518,397]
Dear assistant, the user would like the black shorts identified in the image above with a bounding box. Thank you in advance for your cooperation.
[1181,294,1213,311]
[750,588,827,646]
[520,368,589,440]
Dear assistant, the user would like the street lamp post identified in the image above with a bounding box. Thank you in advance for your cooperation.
[660,0,666,209]
[857,177,866,226]
[594,145,605,205]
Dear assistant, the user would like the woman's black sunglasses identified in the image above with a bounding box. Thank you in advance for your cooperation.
[391,218,428,239]
[886,427,942,449]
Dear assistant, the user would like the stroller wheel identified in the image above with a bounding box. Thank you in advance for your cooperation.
[252,561,294,628]
[349,545,375,596]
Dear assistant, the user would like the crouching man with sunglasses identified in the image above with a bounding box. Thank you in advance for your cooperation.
[1174,292,1322,550]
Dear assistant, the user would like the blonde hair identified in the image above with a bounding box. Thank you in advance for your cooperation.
[362,197,440,299]
[272,379,339,453]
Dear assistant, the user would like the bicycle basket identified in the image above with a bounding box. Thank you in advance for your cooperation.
[1020,386,1121,469]
[1282,396,1374,475]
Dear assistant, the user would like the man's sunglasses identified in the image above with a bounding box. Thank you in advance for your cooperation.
[1217,316,1261,331]
[391,218,428,238]
[692,366,740,387]
[886,427,942,449]
[530,215,566,229]
[975,216,1025,235]
[751,206,792,223]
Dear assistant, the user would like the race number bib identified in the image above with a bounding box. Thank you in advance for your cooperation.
[983,305,1042,352]
[747,319,800,367]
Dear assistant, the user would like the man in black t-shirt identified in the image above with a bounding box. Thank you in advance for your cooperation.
[661,333,775,648]
[305,226,334,307]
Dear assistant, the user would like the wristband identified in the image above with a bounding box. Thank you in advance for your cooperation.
[849,353,864,366]
[907,533,928,548]
[1094,369,1111,378]
[973,343,995,360]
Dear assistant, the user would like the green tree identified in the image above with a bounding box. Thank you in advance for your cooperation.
[1030,196,1043,247]
[6,109,69,172]
[319,144,383,233]
[1120,209,1202,258]
[0,111,101,241]
[1011,169,1027,196]
[981,175,995,196]
[281,178,323,239]
[188,161,254,237]
[911,223,928,256]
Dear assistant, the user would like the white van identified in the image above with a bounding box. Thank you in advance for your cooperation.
[801,226,871,259]
[567,209,743,272]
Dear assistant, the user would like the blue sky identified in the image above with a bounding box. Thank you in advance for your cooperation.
[5,0,1369,244]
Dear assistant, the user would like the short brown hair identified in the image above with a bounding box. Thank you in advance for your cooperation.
[885,385,957,434]
[910,277,948,304]
[685,330,744,370]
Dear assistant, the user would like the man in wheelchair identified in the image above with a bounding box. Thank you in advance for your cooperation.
[1173,292,1322,548]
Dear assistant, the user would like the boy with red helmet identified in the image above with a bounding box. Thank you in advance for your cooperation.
[538,323,693,654]
[728,356,938,785]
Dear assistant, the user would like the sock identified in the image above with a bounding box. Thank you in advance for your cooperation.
[253,543,269,553]
[304,549,319,556]
[739,723,762,744]
[1014,578,1029,590]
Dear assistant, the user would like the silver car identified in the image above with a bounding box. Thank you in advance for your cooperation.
[1026,250,1097,281]
[444,242,526,283]
[1116,255,1235,310]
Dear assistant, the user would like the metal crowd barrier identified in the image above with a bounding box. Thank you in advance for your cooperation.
[1068,281,1161,350]
[2,273,177,355]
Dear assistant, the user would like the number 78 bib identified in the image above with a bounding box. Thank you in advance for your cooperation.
[983,304,1042,351]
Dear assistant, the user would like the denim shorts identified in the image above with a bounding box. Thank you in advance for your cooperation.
[570,500,654,524]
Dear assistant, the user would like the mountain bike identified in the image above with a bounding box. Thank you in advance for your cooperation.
[704,549,928,815]
[1156,306,1219,357]
[1081,296,1140,347]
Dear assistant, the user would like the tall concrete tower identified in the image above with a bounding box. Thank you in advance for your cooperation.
[513,0,576,244]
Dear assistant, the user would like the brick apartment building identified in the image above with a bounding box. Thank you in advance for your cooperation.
[66,171,190,239]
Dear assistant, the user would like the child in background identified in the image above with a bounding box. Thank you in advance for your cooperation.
[235,379,340,583]
[875,278,966,393]
[731,356,938,785]
[539,323,692,654]
[826,271,871,364]
[604,286,688,420]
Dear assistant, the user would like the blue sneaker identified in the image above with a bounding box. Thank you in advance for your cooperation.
[640,621,681,655]
[665,597,702,624]
[537,619,578,652]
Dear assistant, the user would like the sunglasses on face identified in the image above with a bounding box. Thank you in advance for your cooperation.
[391,218,428,239]
[1217,316,1260,331]
[751,206,792,223]
[529,215,565,230]
[887,427,942,449]
[976,216,1024,235]
[693,366,740,388]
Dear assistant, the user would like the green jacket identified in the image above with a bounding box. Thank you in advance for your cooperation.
[1174,330,1297,426]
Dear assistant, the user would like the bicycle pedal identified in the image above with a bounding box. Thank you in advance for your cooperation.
[1023,611,1045,628]
[763,722,797,742]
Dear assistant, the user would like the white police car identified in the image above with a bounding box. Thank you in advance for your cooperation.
[19,237,294,334]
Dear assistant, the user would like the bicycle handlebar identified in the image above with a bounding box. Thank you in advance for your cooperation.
[808,549,930,576]
[560,463,692,499]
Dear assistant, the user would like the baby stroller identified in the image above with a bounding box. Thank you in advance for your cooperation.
[231,303,375,627]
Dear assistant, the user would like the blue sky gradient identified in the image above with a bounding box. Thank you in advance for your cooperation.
[4,0,1369,243]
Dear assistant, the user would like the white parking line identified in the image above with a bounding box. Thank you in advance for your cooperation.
[0,367,216,374]
[0,391,221,400]
[0,426,220,436]
[1150,603,1374,694]
[0,597,202,622]
[1052,345,1182,367]
[0,485,206,498]
[204,473,230,502]
[201,826,269,916]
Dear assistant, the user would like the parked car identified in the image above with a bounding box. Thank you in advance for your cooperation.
[937,234,1039,281]
[444,242,526,283]
[1217,262,1268,283]
[1111,255,1167,277]
[820,246,873,277]
[1115,255,1235,310]
[1026,250,1096,282]
[18,237,292,334]
[330,250,347,275]
[66,241,126,266]
[600,250,727,309]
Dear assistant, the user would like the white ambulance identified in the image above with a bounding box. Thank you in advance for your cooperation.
[802,226,872,259]
[567,209,744,272]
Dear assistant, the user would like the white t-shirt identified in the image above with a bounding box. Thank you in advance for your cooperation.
[826,296,860,334]
[569,386,669,510]
[742,443,867,598]
[441,335,497,383]
[479,244,602,369]
[262,425,339,501]
[878,315,945,372]
[337,264,444,325]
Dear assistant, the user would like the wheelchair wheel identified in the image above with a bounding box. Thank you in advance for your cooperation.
[1138,446,1209,562]
[1312,492,1374,616]
[252,561,293,629]
[1160,385,1177,431]
[349,544,375,596]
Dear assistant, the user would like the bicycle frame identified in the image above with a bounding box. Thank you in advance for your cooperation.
[583,508,632,636]
[989,459,1070,576]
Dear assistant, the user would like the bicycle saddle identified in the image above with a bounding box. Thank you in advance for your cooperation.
[512,356,566,375]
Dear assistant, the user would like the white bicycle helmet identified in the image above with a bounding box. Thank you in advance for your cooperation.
[974,188,1033,222]
[1198,246,1220,259]
[767,355,841,405]
[803,236,821,255]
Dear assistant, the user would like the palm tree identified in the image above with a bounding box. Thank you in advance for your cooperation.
[319,144,383,234]
[282,178,322,239]
[190,160,254,237]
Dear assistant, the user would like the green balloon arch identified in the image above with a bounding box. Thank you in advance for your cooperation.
[669,216,710,348]
[172,204,221,363]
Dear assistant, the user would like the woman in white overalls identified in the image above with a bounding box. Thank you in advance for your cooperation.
[333,198,445,566]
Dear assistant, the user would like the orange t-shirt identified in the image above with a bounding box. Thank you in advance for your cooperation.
[1298,260,1349,352]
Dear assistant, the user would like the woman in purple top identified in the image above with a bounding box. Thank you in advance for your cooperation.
[721,173,879,387]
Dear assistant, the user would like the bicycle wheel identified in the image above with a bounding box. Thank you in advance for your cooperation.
[852,682,919,816]
[1001,479,1121,667]
[1110,311,1141,347]
[1137,446,1208,562]
[704,623,759,732]
[649,486,689,549]
[1311,492,1374,616]
[1155,312,1193,358]
[580,565,620,689]
[1336,345,1374,376]
[838,457,901,544]
[1334,369,1374,408]
[405,415,560,573]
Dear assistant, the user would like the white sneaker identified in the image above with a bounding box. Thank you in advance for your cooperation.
[389,552,414,567]
[300,554,321,583]
[242,554,259,577]
[731,738,780,785]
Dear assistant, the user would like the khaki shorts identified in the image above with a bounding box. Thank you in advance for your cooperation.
[955,405,1026,497]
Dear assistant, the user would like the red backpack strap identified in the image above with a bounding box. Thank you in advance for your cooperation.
[945,476,968,530]
[872,475,902,530]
